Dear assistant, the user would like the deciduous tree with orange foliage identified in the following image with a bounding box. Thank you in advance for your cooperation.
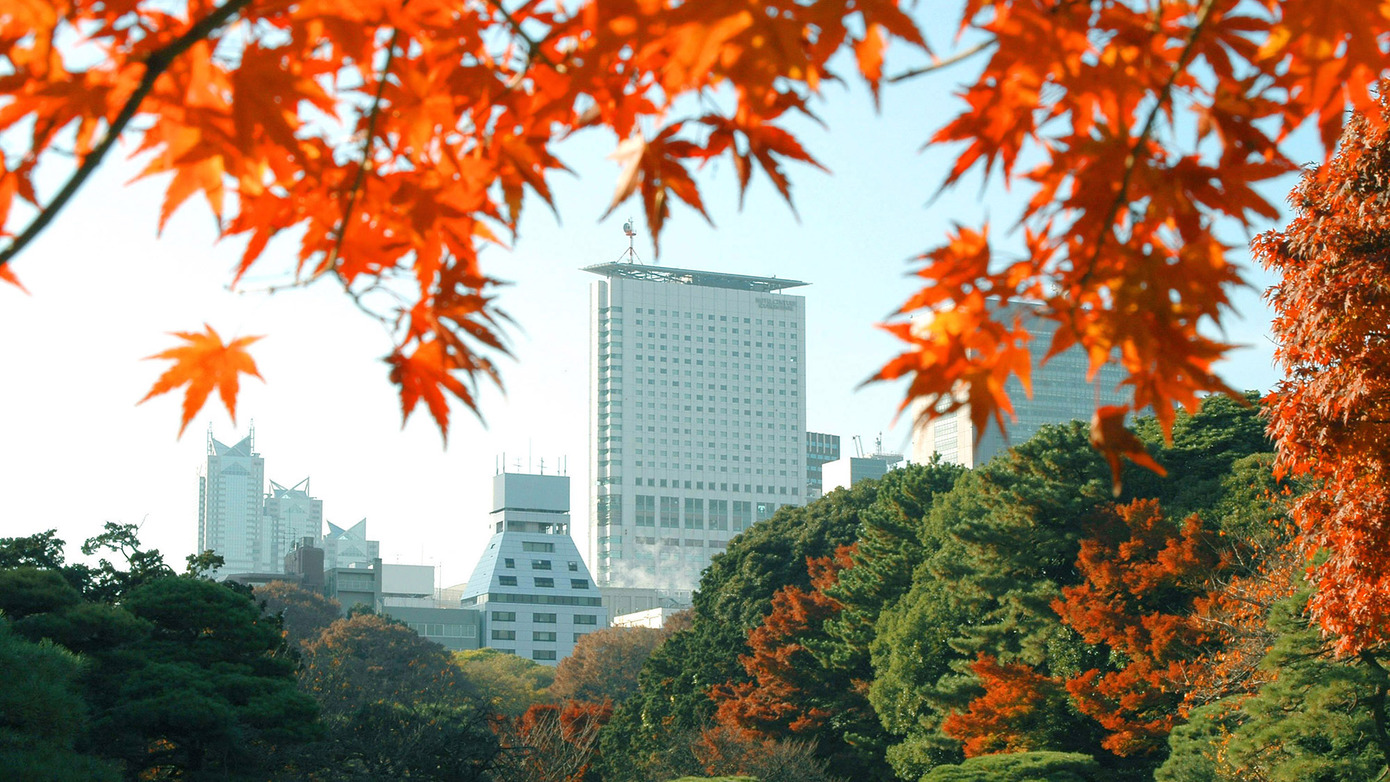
[1052,500,1228,757]
[710,545,887,777]
[492,700,612,782]
[2,0,1385,447]
[941,654,1077,758]
[1261,86,1390,655]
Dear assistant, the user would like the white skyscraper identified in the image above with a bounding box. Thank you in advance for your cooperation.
[583,261,809,590]
[199,428,265,575]
[911,300,1129,467]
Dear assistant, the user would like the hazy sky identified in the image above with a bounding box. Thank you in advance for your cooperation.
[0,26,1303,587]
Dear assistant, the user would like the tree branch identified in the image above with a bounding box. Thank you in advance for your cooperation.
[0,0,255,269]
[886,39,997,84]
[325,27,402,275]
[483,0,559,70]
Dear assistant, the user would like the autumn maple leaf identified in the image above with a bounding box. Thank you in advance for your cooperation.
[1090,405,1166,497]
[387,339,477,444]
[0,262,25,292]
[139,325,264,436]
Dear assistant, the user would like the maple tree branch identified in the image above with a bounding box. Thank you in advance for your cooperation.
[886,39,997,84]
[1080,0,1219,285]
[482,0,559,70]
[0,0,254,270]
[326,27,402,275]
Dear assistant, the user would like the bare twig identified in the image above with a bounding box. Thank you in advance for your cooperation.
[0,0,255,269]
[886,39,997,84]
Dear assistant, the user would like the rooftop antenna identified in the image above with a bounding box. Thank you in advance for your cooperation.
[618,218,643,264]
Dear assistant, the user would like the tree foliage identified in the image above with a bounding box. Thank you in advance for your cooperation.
[709,546,885,777]
[492,700,613,782]
[1052,501,1228,757]
[0,621,121,781]
[867,398,1279,779]
[1157,588,1390,782]
[0,528,319,780]
[3,1,1383,442]
[600,489,868,779]
[452,647,555,718]
[299,613,497,779]
[552,625,670,705]
[254,579,343,648]
[1260,83,1390,653]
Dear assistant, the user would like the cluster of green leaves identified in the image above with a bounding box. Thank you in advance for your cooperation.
[0,530,513,781]
[0,527,318,780]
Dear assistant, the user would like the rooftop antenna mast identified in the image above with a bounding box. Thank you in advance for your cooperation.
[618,218,643,264]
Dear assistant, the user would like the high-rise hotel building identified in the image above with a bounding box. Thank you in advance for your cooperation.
[584,262,809,590]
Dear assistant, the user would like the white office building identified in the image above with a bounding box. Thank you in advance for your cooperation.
[583,261,809,591]
[460,471,605,666]
[912,300,1129,467]
[199,429,265,575]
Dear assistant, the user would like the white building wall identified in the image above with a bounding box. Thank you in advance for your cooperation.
[822,456,893,493]
[587,268,808,591]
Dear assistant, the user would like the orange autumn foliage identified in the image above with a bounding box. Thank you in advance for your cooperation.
[1,1,1385,442]
[0,0,910,436]
[712,545,855,740]
[947,500,1287,758]
[1261,85,1390,654]
[138,324,263,436]
[1052,500,1232,755]
[873,0,1389,446]
[941,654,1073,758]
[498,700,613,782]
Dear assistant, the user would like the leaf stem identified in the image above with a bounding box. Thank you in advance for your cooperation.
[0,0,254,269]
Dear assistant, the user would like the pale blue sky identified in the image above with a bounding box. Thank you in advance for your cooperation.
[0,22,1303,586]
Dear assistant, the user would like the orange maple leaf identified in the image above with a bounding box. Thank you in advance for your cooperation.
[0,262,26,292]
[387,339,476,443]
[1090,405,1166,497]
[139,325,264,437]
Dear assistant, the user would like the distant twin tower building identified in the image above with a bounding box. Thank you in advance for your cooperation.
[198,426,375,576]
[582,260,810,591]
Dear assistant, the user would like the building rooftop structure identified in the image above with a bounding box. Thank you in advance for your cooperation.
[582,262,808,293]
